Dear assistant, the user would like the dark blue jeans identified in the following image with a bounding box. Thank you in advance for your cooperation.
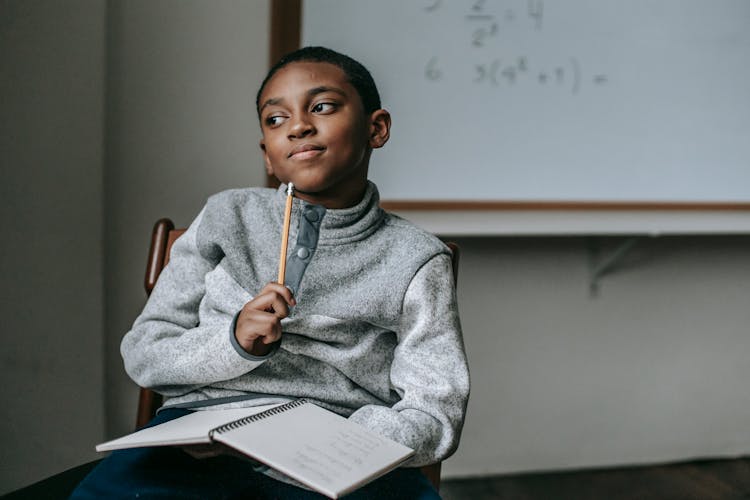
[70,409,440,499]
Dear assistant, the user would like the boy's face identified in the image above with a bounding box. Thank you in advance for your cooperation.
[258,61,390,209]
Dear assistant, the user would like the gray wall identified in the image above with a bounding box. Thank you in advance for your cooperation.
[0,0,269,494]
[2,0,749,494]
[0,0,106,492]
[104,0,270,435]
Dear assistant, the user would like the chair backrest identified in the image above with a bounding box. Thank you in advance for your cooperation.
[137,217,460,490]
[144,218,183,295]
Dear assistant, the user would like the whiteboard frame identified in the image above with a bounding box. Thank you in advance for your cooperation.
[268,0,750,234]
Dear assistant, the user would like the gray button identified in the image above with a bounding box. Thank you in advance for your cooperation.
[304,210,319,222]
[296,247,310,259]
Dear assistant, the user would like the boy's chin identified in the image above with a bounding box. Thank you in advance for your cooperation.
[285,182,316,195]
[276,179,309,192]
[283,177,328,195]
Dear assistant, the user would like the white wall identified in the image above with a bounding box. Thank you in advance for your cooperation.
[0,0,106,493]
[445,235,750,477]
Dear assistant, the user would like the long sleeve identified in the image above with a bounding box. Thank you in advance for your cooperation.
[120,209,272,396]
[347,253,470,466]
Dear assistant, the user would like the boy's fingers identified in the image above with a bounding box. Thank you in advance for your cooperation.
[243,308,282,331]
[235,309,282,348]
[260,282,296,306]
[260,327,282,344]
[248,292,290,318]
[234,283,295,353]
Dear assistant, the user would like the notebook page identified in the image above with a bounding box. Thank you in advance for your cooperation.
[96,404,282,451]
[213,402,414,498]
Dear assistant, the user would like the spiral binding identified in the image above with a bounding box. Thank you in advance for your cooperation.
[209,399,308,437]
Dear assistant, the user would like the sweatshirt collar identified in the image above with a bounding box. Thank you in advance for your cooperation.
[275,181,385,245]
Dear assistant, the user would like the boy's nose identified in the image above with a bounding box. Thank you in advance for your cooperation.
[288,116,315,139]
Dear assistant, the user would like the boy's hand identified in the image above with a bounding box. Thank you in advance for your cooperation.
[235,282,296,356]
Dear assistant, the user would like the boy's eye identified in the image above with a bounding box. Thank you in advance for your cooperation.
[311,102,336,113]
[265,114,287,127]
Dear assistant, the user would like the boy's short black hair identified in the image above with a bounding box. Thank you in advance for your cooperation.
[256,46,382,117]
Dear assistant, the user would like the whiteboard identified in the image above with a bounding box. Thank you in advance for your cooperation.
[301,0,750,204]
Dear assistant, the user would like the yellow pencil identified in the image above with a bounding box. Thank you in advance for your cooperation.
[277,183,294,285]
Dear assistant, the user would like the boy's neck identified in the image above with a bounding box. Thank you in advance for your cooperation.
[292,180,369,210]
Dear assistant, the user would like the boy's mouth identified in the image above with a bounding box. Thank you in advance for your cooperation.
[288,144,325,159]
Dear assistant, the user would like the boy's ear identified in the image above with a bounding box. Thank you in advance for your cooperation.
[259,140,274,176]
[368,109,391,149]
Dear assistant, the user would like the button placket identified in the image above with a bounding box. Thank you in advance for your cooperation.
[283,203,326,295]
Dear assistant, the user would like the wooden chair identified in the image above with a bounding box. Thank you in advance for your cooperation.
[137,218,461,491]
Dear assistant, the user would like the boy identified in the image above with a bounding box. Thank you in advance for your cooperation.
[72,46,469,499]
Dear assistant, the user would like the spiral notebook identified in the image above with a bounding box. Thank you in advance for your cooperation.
[96,400,415,498]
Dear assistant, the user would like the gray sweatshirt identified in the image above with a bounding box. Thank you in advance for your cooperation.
[121,182,470,466]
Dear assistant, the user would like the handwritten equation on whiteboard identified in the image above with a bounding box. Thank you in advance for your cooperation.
[422,0,609,95]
